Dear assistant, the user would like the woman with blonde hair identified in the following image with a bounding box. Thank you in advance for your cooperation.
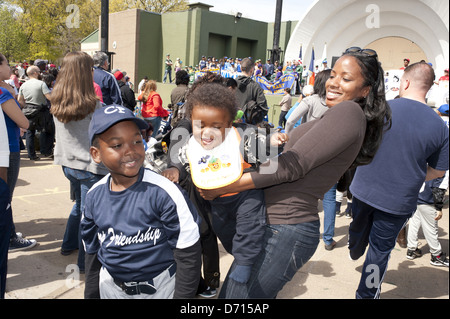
[51,51,108,272]
[138,80,169,137]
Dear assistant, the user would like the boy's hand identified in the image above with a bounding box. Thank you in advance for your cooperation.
[435,210,443,221]
[270,132,288,146]
[161,167,180,183]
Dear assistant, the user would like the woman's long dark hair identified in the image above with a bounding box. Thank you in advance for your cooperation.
[344,51,392,167]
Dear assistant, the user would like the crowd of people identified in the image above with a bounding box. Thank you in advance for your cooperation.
[162,53,309,91]
[0,47,448,300]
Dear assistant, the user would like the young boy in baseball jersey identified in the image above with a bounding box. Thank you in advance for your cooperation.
[81,105,201,299]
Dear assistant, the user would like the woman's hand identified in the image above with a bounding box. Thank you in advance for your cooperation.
[198,173,256,200]
[197,187,225,201]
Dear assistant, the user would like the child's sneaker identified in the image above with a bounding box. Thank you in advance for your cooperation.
[430,253,449,267]
[406,248,422,260]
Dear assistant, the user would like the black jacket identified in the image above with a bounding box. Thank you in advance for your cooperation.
[235,75,269,124]
[118,81,137,112]
[235,76,268,110]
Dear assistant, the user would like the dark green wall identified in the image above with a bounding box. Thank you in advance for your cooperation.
[137,10,162,82]
[159,7,269,78]
[107,7,297,83]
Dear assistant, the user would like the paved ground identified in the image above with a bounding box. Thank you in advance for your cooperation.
[4,151,449,299]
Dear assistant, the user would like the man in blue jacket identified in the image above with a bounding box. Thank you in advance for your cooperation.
[93,51,122,106]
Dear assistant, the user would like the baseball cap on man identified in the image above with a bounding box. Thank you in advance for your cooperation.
[114,71,124,81]
[89,104,148,145]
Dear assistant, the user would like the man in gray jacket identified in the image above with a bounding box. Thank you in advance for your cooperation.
[235,58,268,125]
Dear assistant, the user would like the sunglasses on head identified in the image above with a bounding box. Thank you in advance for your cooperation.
[345,47,378,58]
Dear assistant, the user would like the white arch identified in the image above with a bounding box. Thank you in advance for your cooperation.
[286,0,449,72]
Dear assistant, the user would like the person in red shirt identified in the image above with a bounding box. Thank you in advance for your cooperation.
[400,58,410,70]
[434,68,449,86]
[138,80,168,137]
[439,68,449,81]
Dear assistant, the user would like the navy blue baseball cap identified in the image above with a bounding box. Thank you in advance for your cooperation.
[89,104,149,145]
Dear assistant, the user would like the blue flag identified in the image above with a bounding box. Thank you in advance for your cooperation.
[256,74,296,95]
[309,46,315,72]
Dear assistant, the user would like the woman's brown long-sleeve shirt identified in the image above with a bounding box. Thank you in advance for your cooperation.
[251,100,366,225]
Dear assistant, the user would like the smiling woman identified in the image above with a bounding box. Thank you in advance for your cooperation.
[198,47,392,299]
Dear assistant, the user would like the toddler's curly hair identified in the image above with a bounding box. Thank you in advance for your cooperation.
[186,82,238,123]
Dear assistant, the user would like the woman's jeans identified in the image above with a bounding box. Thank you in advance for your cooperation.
[62,167,103,271]
[144,117,162,138]
[322,183,337,245]
[219,220,320,298]
[0,178,12,298]
[7,152,20,238]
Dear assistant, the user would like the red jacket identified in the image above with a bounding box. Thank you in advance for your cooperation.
[139,92,169,118]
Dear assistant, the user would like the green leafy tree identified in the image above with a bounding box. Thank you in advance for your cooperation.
[109,0,189,13]
[3,0,188,62]
[7,0,101,61]
[0,6,30,61]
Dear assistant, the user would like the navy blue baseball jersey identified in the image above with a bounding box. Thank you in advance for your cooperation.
[81,167,201,282]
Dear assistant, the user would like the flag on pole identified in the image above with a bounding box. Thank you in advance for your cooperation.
[321,42,328,70]
[308,46,315,85]
[299,44,303,65]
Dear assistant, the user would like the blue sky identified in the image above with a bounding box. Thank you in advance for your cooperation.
[189,0,316,22]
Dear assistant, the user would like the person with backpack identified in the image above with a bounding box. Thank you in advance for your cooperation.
[170,70,190,128]
[235,58,268,125]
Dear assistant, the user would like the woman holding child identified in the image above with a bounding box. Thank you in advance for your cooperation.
[200,47,392,298]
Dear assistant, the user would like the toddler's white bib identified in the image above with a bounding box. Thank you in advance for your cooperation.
[186,127,243,189]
